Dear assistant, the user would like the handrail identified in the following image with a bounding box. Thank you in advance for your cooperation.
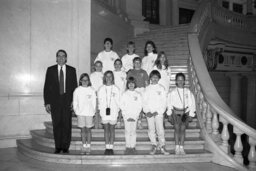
[188,0,256,170]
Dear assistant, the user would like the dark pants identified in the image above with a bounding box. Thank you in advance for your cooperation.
[51,94,72,150]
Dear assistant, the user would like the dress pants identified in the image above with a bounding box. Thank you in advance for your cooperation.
[51,94,72,150]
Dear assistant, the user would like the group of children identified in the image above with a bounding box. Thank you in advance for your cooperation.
[72,38,196,155]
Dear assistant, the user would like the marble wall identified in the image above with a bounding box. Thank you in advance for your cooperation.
[0,0,91,147]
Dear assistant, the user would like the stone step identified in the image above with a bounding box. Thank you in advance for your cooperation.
[31,130,205,151]
[17,139,212,165]
[44,122,201,138]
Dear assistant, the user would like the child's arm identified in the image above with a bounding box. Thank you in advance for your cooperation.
[72,89,78,115]
[92,89,97,115]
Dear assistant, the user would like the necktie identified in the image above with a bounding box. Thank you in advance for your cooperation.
[60,66,64,95]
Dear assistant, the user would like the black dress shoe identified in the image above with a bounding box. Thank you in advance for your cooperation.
[54,148,61,154]
[104,149,109,155]
[109,149,114,155]
[62,149,69,154]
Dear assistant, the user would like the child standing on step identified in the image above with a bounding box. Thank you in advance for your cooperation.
[121,41,139,72]
[94,37,120,73]
[167,73,196,155]
[127,57,149,129]
[153,51,172,94]
[143,70,169,155]
[120,77,142,154]
[142,40,158,75]
[90,61,104,129]
[113,59,127,128]
[73,73,96,155]
[98,71,120,155]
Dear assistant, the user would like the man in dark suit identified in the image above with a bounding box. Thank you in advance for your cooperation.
[44,49,77,154]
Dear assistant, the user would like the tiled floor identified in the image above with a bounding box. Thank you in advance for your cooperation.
[0,148,238,171]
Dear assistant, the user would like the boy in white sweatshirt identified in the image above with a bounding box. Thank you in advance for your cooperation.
[143,70,169,155]
[167,72,196,155]
[73,73,96,154]
[121,41,139,72]
[120,77,142,154]
[98,71,120,155]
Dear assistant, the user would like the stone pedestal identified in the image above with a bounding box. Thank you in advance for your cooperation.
[246,0,253,15]
[226,73,242,118]
[125,0,149,36]
[245,74,256,129]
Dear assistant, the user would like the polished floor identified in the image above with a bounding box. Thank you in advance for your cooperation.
[0,148,238,171]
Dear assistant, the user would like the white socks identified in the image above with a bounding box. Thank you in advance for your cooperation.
[106,144,114,149]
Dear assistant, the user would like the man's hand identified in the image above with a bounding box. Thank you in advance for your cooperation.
[45,104,51,114]
[152,112,158,116]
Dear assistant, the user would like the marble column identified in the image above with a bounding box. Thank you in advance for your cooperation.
[245,74,256,129]
[226,73,242,118]
[171,0,179,26]
[159,0,171,25]
[246,0,253,15]
[229,0,233,11]
[125,0,149,36]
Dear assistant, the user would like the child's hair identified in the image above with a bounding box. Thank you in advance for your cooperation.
[144,40,157,56]
[133,57,142,63]
[104,37,113,45]
[149,70,161,79]
[155,51,168,70]
[79,73,92,86]
[126,76,137,89]
[94,60,103,66]
[103,70,115,85]
[126,41,135,53]
[114,58,122,65]
[175,72,186,81]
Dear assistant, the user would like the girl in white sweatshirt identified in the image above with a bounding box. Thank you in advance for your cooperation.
[98,71,120,155]
[73,73,96,154]
[142,40,158,75]
[120,77,142,154]
[153,51,172,94]
[167,73,196,155]
[143,70,169,155]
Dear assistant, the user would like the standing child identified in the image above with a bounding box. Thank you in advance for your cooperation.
[94,38,120,73]
[120,77,142,154]
[167,73,195,155]
[98,71,120,155]
[90,61,104,129]
[121,41,139,72]
[73,73,96,155]
[143,70,169,155]
[127,57,149,129]
[113,59,127,128]
[153,51,172,94]
[142,40,158,75]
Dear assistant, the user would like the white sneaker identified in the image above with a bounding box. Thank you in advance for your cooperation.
[81,144,86,155]
[160,146,169,155]
[179,146,186,155]
[149,145,157,155]
[86,145,91,155]
[175,145,180,155]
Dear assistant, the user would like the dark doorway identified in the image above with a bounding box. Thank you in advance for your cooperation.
[142,0,159,24]
[179,8,195,24]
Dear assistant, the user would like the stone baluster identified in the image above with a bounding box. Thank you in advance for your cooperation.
[206,104,212,134]
[233,127,244,164]
[219,116,230,153]
[248,137,256,170]
[202,101,207,124]
[211,110,220,142]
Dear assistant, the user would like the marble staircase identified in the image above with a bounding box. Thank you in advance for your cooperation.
[17,24,214,164]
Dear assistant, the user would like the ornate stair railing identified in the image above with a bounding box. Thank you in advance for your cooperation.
[187,0,256,170]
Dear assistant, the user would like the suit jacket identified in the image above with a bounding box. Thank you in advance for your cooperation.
[44,64,77,108]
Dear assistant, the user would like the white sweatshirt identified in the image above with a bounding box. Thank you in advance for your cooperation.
[121,53,138,72]
[73,86,96,116]
[142,52,157,75]
[113,70,127,94]
[167,87,196,117]
[143,84,167,115]
[98,85,120,121]
[94,50,120,73]
[153,65,172,94]
[120,90,142,120]
[90,71,103,92]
